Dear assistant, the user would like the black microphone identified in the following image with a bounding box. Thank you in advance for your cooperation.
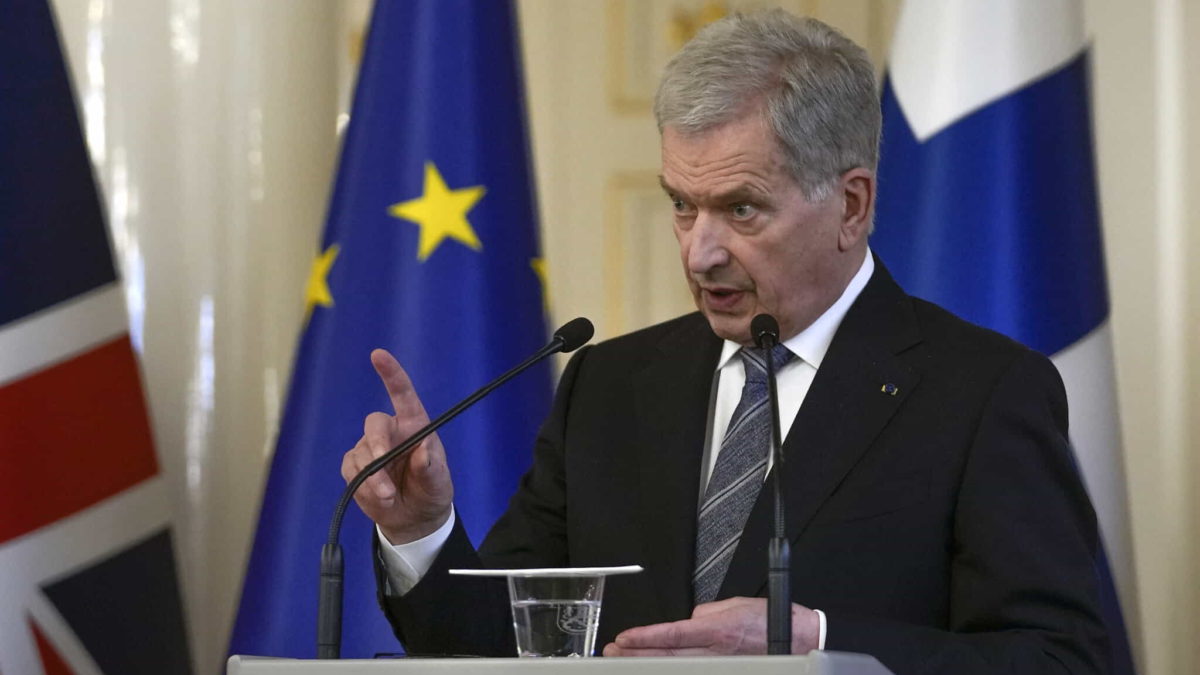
[752,313,791,655]
[317,317,595,659]
[751,313,780,347]
[553,316,595,353]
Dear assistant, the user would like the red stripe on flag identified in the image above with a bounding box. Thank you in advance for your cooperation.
[0,336,159,544]
[31,618,79,675]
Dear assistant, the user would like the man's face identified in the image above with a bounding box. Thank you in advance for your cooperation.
[660,113,853,344]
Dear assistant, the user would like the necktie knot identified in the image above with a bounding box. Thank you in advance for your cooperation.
[738,343,794,385]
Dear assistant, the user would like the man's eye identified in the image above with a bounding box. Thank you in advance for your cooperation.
[671,198,692,214]
[731,203,757,219]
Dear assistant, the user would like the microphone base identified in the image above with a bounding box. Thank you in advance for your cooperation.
[767,537,791,655]
[317,543,344,659]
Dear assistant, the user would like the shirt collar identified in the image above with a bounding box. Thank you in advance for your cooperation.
[715,248,874,370]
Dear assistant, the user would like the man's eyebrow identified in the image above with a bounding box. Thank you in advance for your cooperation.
[658,175,676,196]
[711,185,767,203]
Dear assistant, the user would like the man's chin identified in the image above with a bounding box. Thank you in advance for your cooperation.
[701,311,752,345]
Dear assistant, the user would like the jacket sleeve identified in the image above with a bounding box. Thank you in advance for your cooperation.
[374,346,593,656]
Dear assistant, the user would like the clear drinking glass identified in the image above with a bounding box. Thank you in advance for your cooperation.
[448,565,641,658]
[507,573,605,657]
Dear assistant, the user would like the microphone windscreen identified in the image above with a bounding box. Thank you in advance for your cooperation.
[554,317,595,353]
[751,313,780,348]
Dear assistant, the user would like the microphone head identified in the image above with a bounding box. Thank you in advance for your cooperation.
[751,313,780,348]
[553,317,594,353]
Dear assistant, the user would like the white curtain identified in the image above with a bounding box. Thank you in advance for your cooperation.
[49,1,368,671]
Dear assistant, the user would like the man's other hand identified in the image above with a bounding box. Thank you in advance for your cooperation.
[341,349,454,544]
[603,597,820,657]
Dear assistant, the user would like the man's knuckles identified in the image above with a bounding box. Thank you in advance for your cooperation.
[362,410,393,434]
[367,473,396,500]
[341,445,366,479]
[706,623,748,653]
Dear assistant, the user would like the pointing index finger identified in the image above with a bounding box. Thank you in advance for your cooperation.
[370,349,431,422]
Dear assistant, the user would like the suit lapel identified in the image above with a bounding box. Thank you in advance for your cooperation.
[720,260,923,599]
[631,315,722,622]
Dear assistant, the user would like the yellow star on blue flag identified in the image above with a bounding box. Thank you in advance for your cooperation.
[304,244,340,317]
[388,162,485,261]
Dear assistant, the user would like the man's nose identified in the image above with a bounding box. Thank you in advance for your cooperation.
[686,211,729,274]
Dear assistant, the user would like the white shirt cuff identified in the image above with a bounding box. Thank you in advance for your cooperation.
[815,608,827,650]
[375,506,456,596]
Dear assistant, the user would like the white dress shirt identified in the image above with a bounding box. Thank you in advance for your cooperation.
[378,249,876,651]
[704,251,875,489]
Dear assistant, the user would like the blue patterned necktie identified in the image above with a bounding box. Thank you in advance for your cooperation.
[693,343,795,605]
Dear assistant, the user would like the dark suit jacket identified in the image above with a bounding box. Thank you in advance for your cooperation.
[378,261,1110,675]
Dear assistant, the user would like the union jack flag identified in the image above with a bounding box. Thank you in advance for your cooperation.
[0,1,193,672]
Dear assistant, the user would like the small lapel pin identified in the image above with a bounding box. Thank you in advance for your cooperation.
[881,383,899,396]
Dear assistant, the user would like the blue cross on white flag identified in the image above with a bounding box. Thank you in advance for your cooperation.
[872,2,1138,673]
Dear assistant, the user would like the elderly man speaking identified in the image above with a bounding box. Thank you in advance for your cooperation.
[341,10,1110,675]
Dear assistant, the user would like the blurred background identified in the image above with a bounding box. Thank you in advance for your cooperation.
[38,0,1200,673]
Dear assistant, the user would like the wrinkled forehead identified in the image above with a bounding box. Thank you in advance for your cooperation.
[659,119,790,193]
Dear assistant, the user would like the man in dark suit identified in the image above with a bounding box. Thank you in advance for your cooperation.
[342,10,1110,675]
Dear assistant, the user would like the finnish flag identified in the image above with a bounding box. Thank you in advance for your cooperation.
[872,2,1138,673]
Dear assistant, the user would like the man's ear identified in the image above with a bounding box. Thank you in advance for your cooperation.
[837,167,875,251]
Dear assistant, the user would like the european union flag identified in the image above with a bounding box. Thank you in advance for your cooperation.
[874,2,1136,673]
[229,0,552,658]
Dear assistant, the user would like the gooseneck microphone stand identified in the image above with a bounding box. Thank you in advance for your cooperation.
[316,318,594,659]
[752,313,791,655]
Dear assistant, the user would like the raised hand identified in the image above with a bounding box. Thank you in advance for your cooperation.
[341,349,454,544]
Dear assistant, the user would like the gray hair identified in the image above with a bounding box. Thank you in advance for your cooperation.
[654,10,880,201]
